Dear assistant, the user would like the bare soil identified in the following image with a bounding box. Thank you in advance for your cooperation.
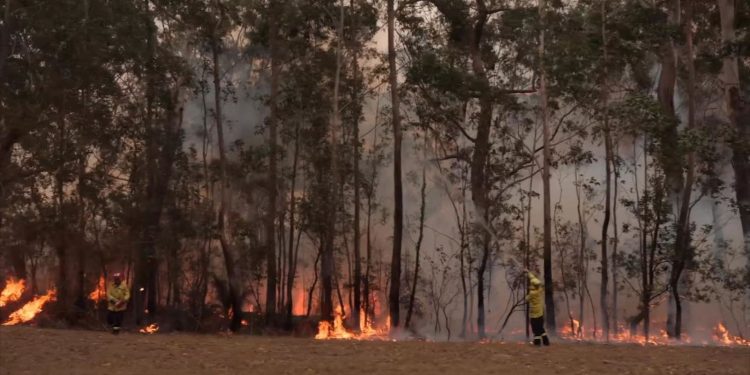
[1,326,748,375]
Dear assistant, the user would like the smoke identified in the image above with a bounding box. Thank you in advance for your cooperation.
[179,21,748,341]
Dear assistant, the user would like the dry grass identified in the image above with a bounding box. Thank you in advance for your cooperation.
[1,326,748,375]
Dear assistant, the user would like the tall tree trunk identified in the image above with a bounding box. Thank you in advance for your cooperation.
[669,0,696,340]
[321,0,346,323]
[655,0,681,337]
[599,0,611,340]
[265,0,280,321]
[278,213,285,312]
[212,29,243,332]
[364,186,373,321]
[133,0,157,324]
[465,4,495,339]
[611,147,620,332]
[575,167,586,337]
[539,0,556,334]
[718,0,749,255]
[525,165,534,339]
[656,0,682,202]
[472,92,492,339]
[351,0,363,332]
[363,117,380,324]
[54,109,71,317]
[307,249,321,318]
[0,0,11,83]
[196,69,212,321]
[646,179,665,341]
[460,234,468,338]
[387,0,403,330]
[405,164,426,328]
[632,137,649,339]
[285,120,301,329]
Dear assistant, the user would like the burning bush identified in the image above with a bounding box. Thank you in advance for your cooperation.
[0,278,26,308]
[2,288,57,326]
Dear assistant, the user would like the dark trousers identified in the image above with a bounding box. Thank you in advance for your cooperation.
[108,310,124,332]
[531,316,550,346]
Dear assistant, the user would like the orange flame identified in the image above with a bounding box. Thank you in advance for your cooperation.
[2,288,56,326]
[293,287,305,316]
[559,319,674,345]
[557,320,750,347]
[139,323,159,334]
[315,306,390,340]
[0,278,26,307]
[560,318,582,338]
[714,323,750,346]
[88,276,106,305]
[315,306,353,339]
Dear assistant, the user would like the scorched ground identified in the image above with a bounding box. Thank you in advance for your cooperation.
[1,327,748,375]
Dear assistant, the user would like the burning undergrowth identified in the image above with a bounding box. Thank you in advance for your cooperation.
[314,306,391,340]
[1,284,57,326]
[1,276,747,348]
[0,277,25,307]
[556,318,750,347]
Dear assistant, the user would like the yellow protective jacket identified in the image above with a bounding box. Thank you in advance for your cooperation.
[526,272,544,319]
[107,282,130,312]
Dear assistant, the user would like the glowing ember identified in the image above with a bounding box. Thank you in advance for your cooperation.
[241,319,249,326]
[0,278,25,307]
[713,323,750,346]
[139,323,159,334]
[315,306,390,340]
[88,276,106,305]
[2,288,56,326]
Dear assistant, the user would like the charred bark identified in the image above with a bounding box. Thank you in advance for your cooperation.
[350,0,363,332]
[387,0,403,330]
[599,0,611,340]
[405,165,426,328]
[0,0,11,83]
[669,0,697,340]
[718,0,750,255]
[265,0,281,321]
[539,0,556,334]
[212,27,243,332]
[285,120,301,329]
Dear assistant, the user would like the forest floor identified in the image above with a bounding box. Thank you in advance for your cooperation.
[1,326,748,375]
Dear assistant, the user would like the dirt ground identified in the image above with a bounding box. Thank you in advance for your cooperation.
[1,326,748,375]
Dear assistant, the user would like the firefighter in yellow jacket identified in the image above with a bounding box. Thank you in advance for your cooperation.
[526,270,550,346]
[107,273,130,334]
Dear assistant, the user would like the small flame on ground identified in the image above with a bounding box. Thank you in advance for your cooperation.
[560,318,582,338]
[241,319,249,326]
[0,278,26,307]
[139,323,159,334]
[557,319,750,347]
[2,288,56,326]
[714,323,750,346]
[315,306,390,340]
[88,276,106,305]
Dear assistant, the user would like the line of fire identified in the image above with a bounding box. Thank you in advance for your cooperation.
[1,1,749,374]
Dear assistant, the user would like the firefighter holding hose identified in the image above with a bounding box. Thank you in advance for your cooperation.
[107,272,130,334]
[525,269,550,346]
